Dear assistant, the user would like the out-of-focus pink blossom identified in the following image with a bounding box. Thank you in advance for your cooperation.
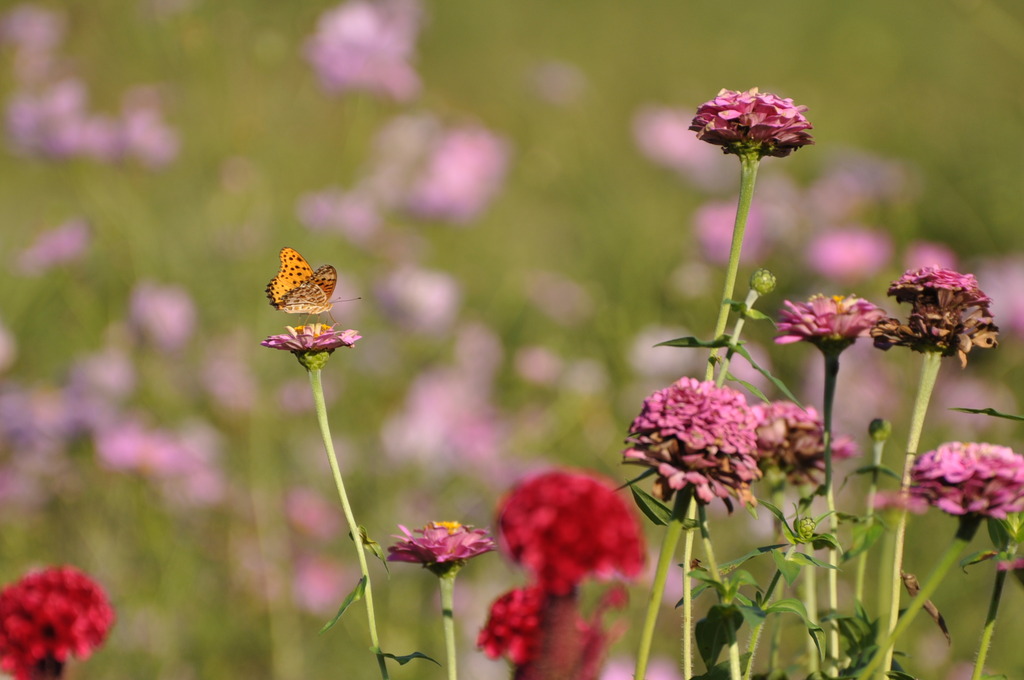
[129,281,197,352]
[627,325,703,379]
[285,487,342,540]
[873,491,929,515]
[292,556,349,615]
[16,218,90,275]
[601,657,683,680]
[514,346,563,386]
[804,227,892,283]
[904,241,957,271]
[633,106,733,191]
[974,257,1024,338]
[524,271,594,326]
[304,0,422,101]
[119,87,179,168]
[0,320,15,374]
[296,187,381,245]
[690,87,813,158]
[0,4,65,84]
[375,266,461,335]
[405,125,510,224]
[693,199,768,264]
[202,333,256,413]
[806,151,918,222]
[530,61,586,106]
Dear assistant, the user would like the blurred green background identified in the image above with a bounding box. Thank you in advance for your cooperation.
[2,1,1024,678]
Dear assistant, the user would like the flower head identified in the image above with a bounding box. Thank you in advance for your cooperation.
[776,294,886,354]
[752,401,857,485]
[623,378,761,509]
[689,87,814,158]
[0,566,114,680]
[387,521,495,575]
[477,585,545,665]
[497,470,645,596]
[910,442,1024,519]
[261,324,360,352]
[871,266,998,366]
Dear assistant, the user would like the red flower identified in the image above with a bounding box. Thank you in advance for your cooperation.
[477,585,545,666]
[498,470,645,596]
[0,566,114,680]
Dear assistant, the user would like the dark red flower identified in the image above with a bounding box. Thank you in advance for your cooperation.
[0,566,114,680]
[497,469,645,596]
[477,585,545,666]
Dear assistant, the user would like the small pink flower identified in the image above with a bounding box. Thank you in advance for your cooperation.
[623,378,761,509]
[776,294,886,354]
[129,281,197,352]
[387,521,496,573]
[16,218,90,275]
[872,491,929,515]
[694,199,768,264]
[375,266,462,335]
[260,324,361,352]
[689,87,814,158]
[910,442,1024,519]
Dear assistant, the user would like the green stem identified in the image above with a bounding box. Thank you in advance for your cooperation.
[803,562,819,673]
[879,351,941,679]
[696,504,739,680]
[856,516,981,680]
[681,498,697,680]
[439,574,458,680]
[743,546,796,680]
[855,437,886,603]
[971,539,1016,680]
[634,492,691,680]
[308,368,389,680]
[821,353,841,674]
[715,288,760,389]
[705,153,761,382]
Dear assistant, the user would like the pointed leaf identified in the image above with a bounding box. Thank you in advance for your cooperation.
[630,484,672,526]
[960,550,999,570]
[725,371,769,403]
[844,522,885,562]
[950,406,1024,422]
[772,549,801,586]
[852,464,902,481]
[657,335,735,349]
[694,604,744,668]
[789,551,838,570]
[717,544,788,575]
[359,526,388,571]
[730,344,801,404]
[736,602,767,629]
[379,650,440,666]
[758,499,798,545]
[319,576,366,634]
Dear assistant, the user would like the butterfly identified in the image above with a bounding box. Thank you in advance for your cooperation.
[265,247,337,315]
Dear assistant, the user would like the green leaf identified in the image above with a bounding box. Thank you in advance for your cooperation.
[736,602,767,629]
[725,371,770,403]
[695,604,745,668]
[657,335,735,349]
[810,531,842,552]
[844,522,885,562]
[950,406,1024,421]
[789,551,837,570]
[772,548,802,586]
[959,550,999,570]
[630,484,672,526]
[851,464,902,481]
[319,576,366,634]
[987,517,1012,549]
[761,598,825,662]
[359,526,388,571]
[758,499,798,545]
[730,344,802,404]
[717,544,788,575]
[377,650,440,666]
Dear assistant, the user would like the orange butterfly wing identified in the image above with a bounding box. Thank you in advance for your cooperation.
[266,247,336,314]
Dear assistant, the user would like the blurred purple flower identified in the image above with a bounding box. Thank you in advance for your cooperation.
[873,491,928,515]
[911,442,1024,519]
[602,657,682,680]
[16,218,90,275]
[904,241,957,271]
[285,487,342,541]
[694,199,768,264]
[524,271,594,326]
[752,401,857,485]
[623,378,761,509]
[805,227,892,283]
[690,87,814,158]
[977,256,1024,338]
[375,266,461,335]
[633,106,733,191]
[627,325,703,379]
[514,346,563,386]
[129,281,197,352]
[0,4,65,84]
[0,320,15,373]
[387,521,496,570]
[202,333,256,412]
[296,187,381,245]
[292,556,349,615]
[6,78,91,157]
[304,0,422,101]
[119,87,179,168]
[260,324,361,353]
[806,151,918,222]
[405,125,510,224]
[776,294,886,353]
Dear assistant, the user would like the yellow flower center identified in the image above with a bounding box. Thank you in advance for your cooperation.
[430,521,463,534]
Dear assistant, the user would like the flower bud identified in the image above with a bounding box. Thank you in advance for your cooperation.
[796,516,816,542]
[869,419,892,443]
[750,269,776,296]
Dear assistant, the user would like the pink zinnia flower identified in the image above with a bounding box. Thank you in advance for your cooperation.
[689,87,814,158]
[387,521,496,573]
[260,324,361,353]
[498,470,645,596]
[623,378,761,509]
[0,566,114,680]
[804,227,892,283]
[910,442,1024,519]
[776,294,886,354]
[871,266,998,366]
[752,401,857,485]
